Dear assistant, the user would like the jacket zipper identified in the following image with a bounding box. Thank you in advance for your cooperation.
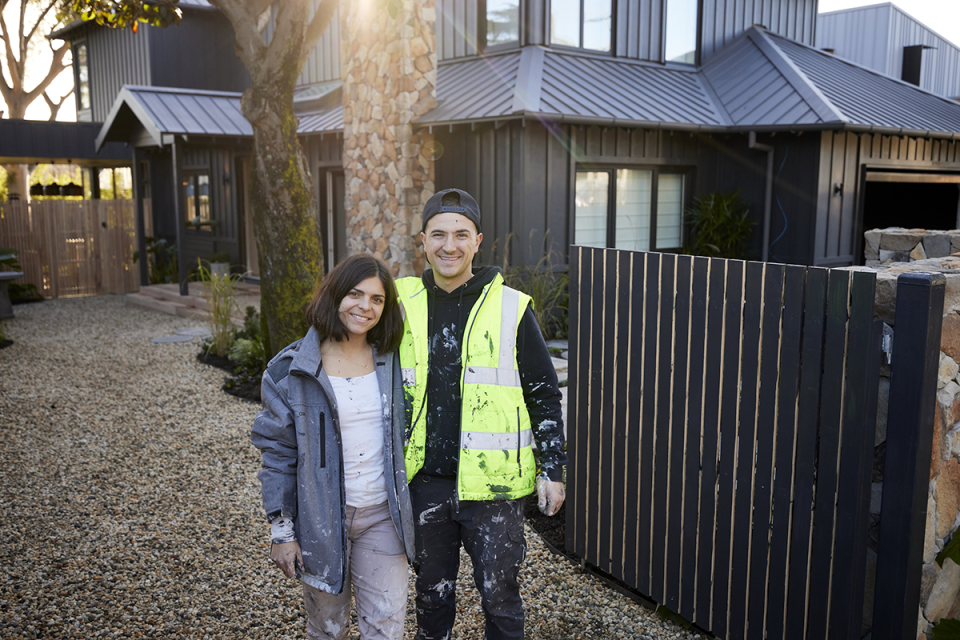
[455,283,492,508]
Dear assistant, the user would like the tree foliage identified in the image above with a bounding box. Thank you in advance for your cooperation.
[67,0,181,31]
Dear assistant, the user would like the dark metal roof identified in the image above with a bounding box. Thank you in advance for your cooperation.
[96,85,345,149]
[0,119,130,165]
[419,51,522,124]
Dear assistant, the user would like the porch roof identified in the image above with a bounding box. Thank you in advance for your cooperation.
[95,85,344,150]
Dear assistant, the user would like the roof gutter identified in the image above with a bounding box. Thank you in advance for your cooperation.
[414,113,960,142]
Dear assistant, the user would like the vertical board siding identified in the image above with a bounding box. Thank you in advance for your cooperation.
[438,0,480,60]
[88,25,151,122]
[817,4,960,99]
[300,4,342,84]
[568,248,882,639]
[700,0,817,62]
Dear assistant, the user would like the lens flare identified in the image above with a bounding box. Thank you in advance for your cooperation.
[422,140,445,161]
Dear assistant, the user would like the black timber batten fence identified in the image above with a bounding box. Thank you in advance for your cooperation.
[565,247,944,640]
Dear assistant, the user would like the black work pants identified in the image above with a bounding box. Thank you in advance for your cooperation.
[410,474,526,640]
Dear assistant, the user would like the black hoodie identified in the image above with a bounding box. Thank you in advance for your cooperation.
[420,266,568,481]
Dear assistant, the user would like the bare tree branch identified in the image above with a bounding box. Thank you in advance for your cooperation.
[19,37,68,112]
[207,0,270,71]
[24,0,59,47]
[43,84,71,120]
[0,8,22,93]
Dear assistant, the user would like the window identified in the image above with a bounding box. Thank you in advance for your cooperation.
[550,0,612,52]
[485,0,520,49]
[183,173,211,228]
[664,0,699,64]
[575,168,688,251]
[75,42,90,111]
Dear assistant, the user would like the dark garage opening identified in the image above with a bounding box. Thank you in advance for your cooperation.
[863,175,960,233]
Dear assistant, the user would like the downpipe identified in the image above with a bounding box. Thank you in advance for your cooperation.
[749,131,775,262]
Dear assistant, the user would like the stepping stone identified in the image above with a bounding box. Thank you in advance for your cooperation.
[151,334,195,344]
[545,339,569,350]
[174,327,212,337]
[561,350,568,360]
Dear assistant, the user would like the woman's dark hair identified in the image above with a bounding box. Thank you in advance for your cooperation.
[305,254,403,352]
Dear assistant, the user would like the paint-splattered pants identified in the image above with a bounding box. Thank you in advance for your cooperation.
[410,474,526,640]
[302,501,408,640]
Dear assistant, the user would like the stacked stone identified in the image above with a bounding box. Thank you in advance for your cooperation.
[341,0,438,276]
[852,257,960,638]
[864,228,960,265]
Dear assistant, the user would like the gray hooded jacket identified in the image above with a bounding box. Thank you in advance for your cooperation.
[251,327,415,595]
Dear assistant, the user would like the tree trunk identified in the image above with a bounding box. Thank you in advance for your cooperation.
[3,164,29,201]
[241,42,323,358]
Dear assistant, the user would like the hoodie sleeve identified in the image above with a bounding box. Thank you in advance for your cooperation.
[516,306,568,482]
[250,365,299,521]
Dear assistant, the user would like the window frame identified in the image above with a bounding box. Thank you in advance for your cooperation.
[661,0,703,66]
[73,39,91,114]
[182,171,213,232]
[479,0,523,53]
[573,164,693,253]
[547,0,615,54]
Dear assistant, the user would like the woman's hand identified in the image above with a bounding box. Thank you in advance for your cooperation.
[271,541,303,579]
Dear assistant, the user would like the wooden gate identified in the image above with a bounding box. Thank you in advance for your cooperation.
[566,247,943,639]
[0,200,139,298]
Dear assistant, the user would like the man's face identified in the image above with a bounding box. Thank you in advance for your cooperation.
[421,212,482,292]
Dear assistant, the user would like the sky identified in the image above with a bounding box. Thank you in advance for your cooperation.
[819,0,960,48]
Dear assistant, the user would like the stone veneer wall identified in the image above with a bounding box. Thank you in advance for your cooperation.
[341,0,437,276]
[852,257,960,638]
[864,227,960,265]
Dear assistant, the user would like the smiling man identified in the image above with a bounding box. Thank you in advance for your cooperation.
[395,188,568,640]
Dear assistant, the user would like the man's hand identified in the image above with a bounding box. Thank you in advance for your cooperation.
[271,541,303,579]
[537,475,565,516]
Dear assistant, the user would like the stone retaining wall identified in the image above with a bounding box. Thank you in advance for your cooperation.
[341,0,437,276]
[851,257,960,637]
[864,228,960,265]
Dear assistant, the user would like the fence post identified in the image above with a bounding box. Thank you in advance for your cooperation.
[872,272,945,640]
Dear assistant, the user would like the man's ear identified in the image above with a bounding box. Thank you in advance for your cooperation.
[420,231,426,246]
[475,232,483,250]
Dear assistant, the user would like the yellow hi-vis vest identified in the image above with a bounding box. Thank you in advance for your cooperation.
[396,274,537,501]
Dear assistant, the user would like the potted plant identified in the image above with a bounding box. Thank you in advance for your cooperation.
[209,251,231,276]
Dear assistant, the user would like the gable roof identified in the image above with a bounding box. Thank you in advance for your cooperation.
[96,84,344,150]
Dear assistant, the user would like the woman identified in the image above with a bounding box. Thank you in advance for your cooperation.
[251,254,414,640]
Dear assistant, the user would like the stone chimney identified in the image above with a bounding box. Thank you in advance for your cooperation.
[341,0,437,276]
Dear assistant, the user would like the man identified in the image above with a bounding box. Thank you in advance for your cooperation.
[396,188,568,640]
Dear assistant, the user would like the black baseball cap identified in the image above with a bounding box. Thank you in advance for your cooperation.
[421,188,481,233]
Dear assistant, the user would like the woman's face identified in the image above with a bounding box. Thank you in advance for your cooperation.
[338,275,386,339]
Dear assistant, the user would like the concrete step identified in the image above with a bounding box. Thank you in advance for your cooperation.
[126,292,193,317]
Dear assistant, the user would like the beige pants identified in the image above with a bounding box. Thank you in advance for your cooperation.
[302,501,408,640]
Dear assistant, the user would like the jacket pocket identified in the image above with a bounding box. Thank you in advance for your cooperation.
[319,411,326,468]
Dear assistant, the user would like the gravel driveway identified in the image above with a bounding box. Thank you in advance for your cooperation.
[0,296,702,639]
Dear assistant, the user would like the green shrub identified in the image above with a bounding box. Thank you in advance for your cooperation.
[210,251,231,264]
[196,258,243,358]
[683,190,754,260]
[139,237,178,284]
[932,618,960,640]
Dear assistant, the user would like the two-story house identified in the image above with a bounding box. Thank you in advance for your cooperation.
[55,0,960,285]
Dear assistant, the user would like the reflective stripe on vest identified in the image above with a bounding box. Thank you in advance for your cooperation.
[460,428,533,451]
[461,287,522,388]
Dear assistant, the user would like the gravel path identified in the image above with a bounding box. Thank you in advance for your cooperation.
[0,296,703,639]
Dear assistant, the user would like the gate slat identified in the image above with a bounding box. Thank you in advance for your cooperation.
[806,269,851,638]
[565,246,579,556]
[785,267,828,639]
[729,261,764,640]
[665,255,692,611]
[829,272,878,639]
[747,263,786,640]
[651,253,676,602]
[569,246,589,558]
[610,250,632,581]
[586,248,606,564]
[639,252,661,594]
[623,252,645,587]
[712,259,744,636]
[764,265,806,639]
[697,258,726,627]
[598,249,617,574]
[681,256,708,621]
